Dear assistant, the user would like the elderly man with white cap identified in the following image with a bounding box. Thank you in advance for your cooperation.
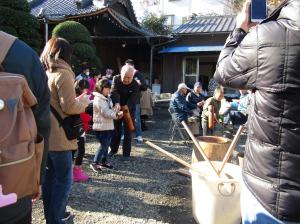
[169,83,197,123]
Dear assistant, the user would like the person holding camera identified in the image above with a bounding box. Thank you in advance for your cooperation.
[214,0,300,223]
[40,37,89,224]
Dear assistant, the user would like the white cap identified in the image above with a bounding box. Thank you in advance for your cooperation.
[177,83,189,90]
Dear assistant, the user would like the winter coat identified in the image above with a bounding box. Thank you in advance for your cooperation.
[110,74,140,112]
[186,90,205,107]
[134,70,147,104]
[92,92,117,131]
[80,112,91,132]
[47,59,86,151]
[169,91,196,122]
[214,1,300,221]
[88,77,96,94]
[140,88,153,116]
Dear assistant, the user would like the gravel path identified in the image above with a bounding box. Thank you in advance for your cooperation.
[32,103,247,224]
[32,104,197,224]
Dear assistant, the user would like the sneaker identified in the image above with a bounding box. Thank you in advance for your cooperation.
[136,136,143,143]
[90,163,102,172]
[61,211,72,222]
[73,167,89,182]
[100,162,114,169]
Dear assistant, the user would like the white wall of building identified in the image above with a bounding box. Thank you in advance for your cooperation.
[132,0,228,28]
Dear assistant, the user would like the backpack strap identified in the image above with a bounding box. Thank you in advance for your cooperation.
[0,31,17,65]
[50,105,64,127]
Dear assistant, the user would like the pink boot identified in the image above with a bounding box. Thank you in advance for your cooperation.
[73,167,89,182]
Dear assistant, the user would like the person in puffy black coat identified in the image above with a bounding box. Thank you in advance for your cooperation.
[214,0,300,223]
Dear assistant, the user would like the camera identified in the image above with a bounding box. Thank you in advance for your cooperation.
[250,0,267,23]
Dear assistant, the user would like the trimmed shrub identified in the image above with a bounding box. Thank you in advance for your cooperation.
[52,21,102,75]
[0,0,41,52]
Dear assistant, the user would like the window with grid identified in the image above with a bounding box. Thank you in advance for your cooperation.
[183,57,199,88]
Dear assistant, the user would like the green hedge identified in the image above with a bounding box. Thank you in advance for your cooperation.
[52,21,102,75]
[0,0,41,52]
[0,0,30,12]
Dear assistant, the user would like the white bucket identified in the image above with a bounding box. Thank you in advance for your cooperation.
[190,162,242,224]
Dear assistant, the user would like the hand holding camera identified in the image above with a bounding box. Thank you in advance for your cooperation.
[236,0,264,32]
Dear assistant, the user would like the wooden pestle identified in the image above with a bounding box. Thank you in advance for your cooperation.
[121,105,135,132]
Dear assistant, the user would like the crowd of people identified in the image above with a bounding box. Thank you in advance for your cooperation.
[169,81,250,136]
[0,31,151,223]
[1,0,300,224]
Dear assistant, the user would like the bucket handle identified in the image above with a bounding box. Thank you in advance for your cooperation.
[218,182,236,197]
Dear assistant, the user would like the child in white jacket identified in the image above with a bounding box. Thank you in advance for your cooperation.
[90,78,123,172]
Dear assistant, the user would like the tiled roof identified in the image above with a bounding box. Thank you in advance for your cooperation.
[29,0,154,36]
[110,9,154,36]
[175,15,236,34]
[30,0,101,20]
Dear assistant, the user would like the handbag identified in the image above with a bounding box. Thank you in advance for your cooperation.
[50,106,83,140]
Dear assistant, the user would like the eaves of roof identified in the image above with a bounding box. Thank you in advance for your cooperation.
[30,0,154,36]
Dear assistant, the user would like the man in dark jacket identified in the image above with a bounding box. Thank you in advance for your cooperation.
[110,64,139,157]
[125,59,147,143]
[0,32,50,223]
[214,0,300,222]
[169,83,196,123]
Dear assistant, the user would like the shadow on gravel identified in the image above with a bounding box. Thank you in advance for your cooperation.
[69,156,196,222]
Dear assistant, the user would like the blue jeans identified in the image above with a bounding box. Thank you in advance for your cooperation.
[241,183,297,224]
[42,151,73,224]
[135,104,142,137]
[94,130,113,164]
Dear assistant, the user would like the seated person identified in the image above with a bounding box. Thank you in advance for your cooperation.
[169,83,197,123]
[223,90,250,127]
[186,81,205,115]
[201,86,224,136]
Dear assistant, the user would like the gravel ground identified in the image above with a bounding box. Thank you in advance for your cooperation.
[32,103,246,224]
[32,103,197,224]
